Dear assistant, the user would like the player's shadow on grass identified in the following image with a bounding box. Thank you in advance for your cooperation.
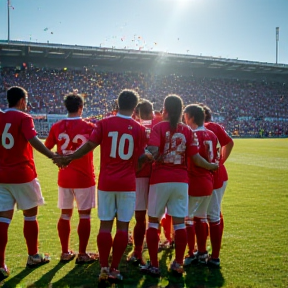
[184,264,225,288]
[2,264,53,288]
[25,262,67,288]
[51,261,100,288]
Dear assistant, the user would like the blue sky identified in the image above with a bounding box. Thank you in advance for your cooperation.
[0,0,287,64]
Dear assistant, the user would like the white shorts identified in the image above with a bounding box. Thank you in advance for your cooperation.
[0,179,44,211]
[58,186,96,210]
[207,181,228,222]
[188,196,211,219]
[135,178,149,211]
[148,182,188,219]
[97,190,136,222]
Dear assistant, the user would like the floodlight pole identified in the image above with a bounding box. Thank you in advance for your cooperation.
[7,0,10,42]
[276,27,279,64]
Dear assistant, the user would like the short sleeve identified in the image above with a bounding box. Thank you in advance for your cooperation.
[186,130,199,157]
[216,126,232,147]
[148,124,161,147]
[21,115,37,140]
[89,121,103,144]
[45,124,56,149]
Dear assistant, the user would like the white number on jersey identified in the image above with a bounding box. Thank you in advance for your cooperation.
[58,133,88,154]
[2,123,14,149]
[108,131,134,160]
[163,132,186,164]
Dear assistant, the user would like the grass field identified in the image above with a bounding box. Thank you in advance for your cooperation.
[1,138,288,288]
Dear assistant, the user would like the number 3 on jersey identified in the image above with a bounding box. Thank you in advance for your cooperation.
[2,123,14,149]
[108,132,134,160]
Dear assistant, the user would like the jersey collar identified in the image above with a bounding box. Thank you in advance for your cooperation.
[116,113,132,119]
[65,116,82,120]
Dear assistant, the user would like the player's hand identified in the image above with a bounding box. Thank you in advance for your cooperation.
[209,163,219,171]
[52,154,72,168]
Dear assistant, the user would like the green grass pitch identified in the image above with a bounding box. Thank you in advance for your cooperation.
[2,138,288,288]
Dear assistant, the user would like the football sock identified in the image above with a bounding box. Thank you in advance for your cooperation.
[57,215,71,254]
[78,215,91,254]
[220,212,224,238]
[0,218,11,268]
[209,220,222,259]
[97,231,112,267]
[161,214,172,242]
[186,222,196,256]
[146,223,159,268]
[194,217,209,254]
[174,224,187,265]
[133,216,146,258]
[24,216,38,256]
[110,230,128,270]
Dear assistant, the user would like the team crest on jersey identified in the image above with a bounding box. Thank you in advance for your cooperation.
[128,125,133,130]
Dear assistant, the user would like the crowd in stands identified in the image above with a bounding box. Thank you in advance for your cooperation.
[1,67,287,137]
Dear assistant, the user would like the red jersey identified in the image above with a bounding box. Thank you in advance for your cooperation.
[45,118,96,188]
[89,114,148,192]
[149,121,199,185]
[188,126,220,197]
[205,122,233,188]
[0,109,37,183]
[137,116,162,178]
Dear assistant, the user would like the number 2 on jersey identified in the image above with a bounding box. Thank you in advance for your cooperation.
[58,133,87,154]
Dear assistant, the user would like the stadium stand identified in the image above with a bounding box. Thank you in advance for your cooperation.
[0,41,287,138]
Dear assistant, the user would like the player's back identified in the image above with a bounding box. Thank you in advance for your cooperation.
[187,127,219,196]
[45,118,95,188]
[92,115,147,192]
[149,121,198,185]
[0,109,37,183]
[204,121,232,188]
[188,127,219,176]
[137,116,162,178]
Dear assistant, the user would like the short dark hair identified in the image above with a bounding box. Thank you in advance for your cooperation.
[7,86,27,108]
[64,93,84,113]
[198,103,212,122]
[184,104,205,126]
[138,99,153,119]
[117,89,139,111]
[164,94,183,129]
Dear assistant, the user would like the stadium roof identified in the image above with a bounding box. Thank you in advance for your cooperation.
[1,40,288,81]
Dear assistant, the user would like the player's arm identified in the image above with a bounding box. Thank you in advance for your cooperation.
[221,139,234,164]
[146,145,159,160]
[53,140,98,167]
[191,153,218,171]
[29,136,55,159]
[137,148,154,171]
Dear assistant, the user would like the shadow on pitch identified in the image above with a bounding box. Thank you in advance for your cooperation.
[2,263,52,288]
[184,263,225,288]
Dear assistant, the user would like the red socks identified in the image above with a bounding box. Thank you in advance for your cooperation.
[111,230,128,269]
[186,224,195,256]
[161,214,172,242]
[57,217,70,254]
[78,217,91,254]
[24,217,39,255]
[0,221,10,268]
[133,218,146,258]
[174,227,187,265]
[146,227,159,267]
[209,220,222,259]
[194,217,208,253]
[97,231,112,267]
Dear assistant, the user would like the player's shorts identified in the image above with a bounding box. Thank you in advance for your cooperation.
[58,186,96,210]
[0,178,44,211]
[188,195,211,219]
[135,177,150,211]
[97,190,136,222]
[207,181,228,222]
[148,182,188,219]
